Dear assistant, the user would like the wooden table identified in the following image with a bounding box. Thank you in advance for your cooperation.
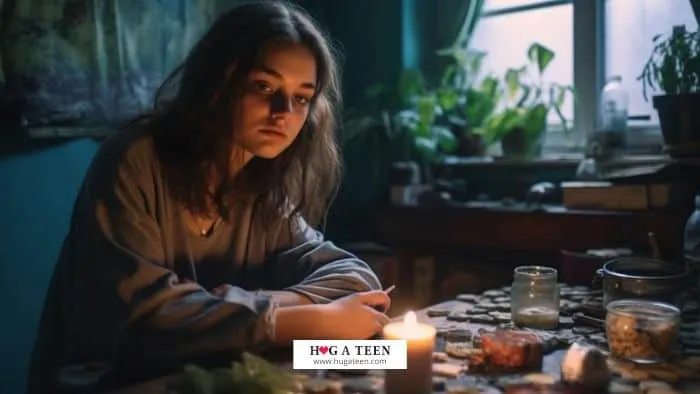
[108,301,566,394]
[109,299,700,394]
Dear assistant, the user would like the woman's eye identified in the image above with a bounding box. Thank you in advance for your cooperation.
[253,81,274,93]
[295,95,311,105]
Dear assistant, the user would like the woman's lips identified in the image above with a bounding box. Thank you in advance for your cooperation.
[259,128,286,138]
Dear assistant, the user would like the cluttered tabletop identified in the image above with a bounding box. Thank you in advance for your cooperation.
[111,282,700,394]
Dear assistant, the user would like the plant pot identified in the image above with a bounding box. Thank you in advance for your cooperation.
[500,126,544,158]
[653,93,700,157]
[448,117,487,157]
[457,132,487,157]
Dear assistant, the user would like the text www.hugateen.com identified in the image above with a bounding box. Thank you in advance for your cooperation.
[312,358,387,367]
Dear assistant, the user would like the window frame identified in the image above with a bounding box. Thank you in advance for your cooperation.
[477,0,664,155]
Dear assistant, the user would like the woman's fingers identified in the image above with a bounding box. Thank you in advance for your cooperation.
[353,290,391,310]
[364,305,391,326]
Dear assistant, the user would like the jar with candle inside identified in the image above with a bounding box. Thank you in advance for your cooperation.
[510,266,560,329]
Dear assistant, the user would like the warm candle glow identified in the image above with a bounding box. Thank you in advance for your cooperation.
[404,311,417,325]
[383,309,436,394]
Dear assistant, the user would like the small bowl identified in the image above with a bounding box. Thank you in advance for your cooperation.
[605,299,680,364]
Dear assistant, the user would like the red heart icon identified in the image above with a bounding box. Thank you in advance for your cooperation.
[319,346,329,355]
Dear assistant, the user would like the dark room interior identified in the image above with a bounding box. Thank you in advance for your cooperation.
[3,0,700,393]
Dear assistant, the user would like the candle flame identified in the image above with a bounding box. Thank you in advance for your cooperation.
[404,310,417,326]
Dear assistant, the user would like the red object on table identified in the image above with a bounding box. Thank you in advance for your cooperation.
[480,331,542,369]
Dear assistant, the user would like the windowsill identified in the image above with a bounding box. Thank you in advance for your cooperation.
[440,155,583,167]
[440,153,670,169]
[438,124,667,168]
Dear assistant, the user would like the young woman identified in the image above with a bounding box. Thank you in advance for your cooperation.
[28,1,390,392]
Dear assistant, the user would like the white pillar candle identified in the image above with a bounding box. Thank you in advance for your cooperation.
[382,311,436,394]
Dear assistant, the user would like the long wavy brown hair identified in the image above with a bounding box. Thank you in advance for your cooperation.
[141,1,342,228]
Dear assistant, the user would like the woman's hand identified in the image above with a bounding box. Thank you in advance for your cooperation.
[318,290,392,339]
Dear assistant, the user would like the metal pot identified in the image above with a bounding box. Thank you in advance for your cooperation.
[595,257,692,307]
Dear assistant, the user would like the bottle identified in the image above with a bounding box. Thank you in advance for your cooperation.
[599,76,629,154]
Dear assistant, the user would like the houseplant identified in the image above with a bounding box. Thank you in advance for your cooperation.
[435,47,502,156]
[175,352,299,394]
[638,25,700,156]
[482,42,575,159]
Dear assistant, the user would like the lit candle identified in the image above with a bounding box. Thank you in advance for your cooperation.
[382,311,436,394]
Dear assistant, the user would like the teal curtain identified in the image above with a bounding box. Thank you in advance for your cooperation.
[411,0,485,79]
[0,0,237,130]
[436,0,485,51]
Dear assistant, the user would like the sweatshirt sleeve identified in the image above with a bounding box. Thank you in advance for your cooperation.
[70,148,277,367]
[264,215,383,304]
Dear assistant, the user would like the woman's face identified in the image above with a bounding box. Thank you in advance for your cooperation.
[233,42,318,160]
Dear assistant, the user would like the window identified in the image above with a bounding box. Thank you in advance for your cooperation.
[471,1,574,126]
[605,0,698,126]
[468,0,699,153]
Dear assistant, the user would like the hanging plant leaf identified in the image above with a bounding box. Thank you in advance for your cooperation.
[527,42,555,75]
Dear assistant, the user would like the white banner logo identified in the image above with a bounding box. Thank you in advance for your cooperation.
[292,340,407,370]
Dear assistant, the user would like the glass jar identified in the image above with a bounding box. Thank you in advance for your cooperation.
[599,76,629,133]
[606,299,680,363]
[594,75,629,157]
[510,266,560,329]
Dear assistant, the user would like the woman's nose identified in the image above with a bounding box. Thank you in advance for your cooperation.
[270,91,293,115]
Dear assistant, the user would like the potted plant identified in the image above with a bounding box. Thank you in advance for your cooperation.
[434,48,502,157]
[392,68,458,180]
[482,42,575,159]
[638,25,700,157]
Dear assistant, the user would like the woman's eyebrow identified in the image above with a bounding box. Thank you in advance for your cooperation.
[253,66,316,90]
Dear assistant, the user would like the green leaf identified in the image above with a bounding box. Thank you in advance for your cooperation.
[436,88,459,111]
[523,103,548,136]
[178,365,215,394]
[481,76,499,97]
[505,68,521,99]
[440,64,458,87]
[527,42,555,75]
[414,136,438,160]
[483,108,523,144]
[432,126,457,152]
[398,69,425,105]
[467,51,487,77]
[416,94,437,135]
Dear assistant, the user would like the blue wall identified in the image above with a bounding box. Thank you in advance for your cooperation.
[0,139,99,393]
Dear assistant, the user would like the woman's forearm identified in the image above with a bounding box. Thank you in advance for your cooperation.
[262,290,314,307]
[272,304,327,345]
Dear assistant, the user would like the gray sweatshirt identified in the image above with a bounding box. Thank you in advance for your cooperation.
[27,127,382,393]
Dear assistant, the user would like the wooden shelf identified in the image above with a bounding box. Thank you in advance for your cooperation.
[376,204,688,256]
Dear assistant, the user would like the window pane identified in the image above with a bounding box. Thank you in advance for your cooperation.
[470,4,574,125]
[605,0,698,126]
[483,0,562,13]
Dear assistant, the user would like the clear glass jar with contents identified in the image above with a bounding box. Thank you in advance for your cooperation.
[510,266,560,329]
[606,299,680,363]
